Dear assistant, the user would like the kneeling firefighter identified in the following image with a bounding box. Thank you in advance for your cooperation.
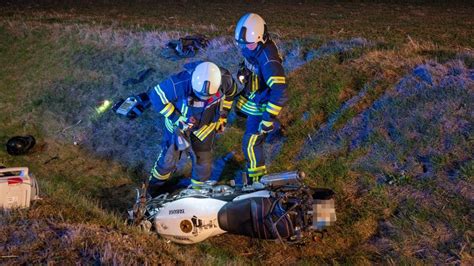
[114,62,237,197]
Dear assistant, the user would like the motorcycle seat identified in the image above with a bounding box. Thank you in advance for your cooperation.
[217,197,294,239]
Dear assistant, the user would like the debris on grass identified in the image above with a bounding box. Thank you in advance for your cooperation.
[30,23,373,173]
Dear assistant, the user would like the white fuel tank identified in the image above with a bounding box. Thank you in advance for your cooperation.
[154,197,227,244]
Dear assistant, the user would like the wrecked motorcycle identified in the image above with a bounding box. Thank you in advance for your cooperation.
[128,171,336,244]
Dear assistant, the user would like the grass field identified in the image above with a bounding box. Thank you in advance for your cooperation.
[1,0,473,264]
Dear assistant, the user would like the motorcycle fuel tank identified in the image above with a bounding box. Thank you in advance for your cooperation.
[154,197,227,244]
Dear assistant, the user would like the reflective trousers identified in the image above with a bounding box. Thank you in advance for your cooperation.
[242,115,267,183]
[150,130,214,184]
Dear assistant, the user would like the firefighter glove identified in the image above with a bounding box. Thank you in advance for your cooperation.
[258,120,274,134]
[216,116,227,133]
[175,116,195,132]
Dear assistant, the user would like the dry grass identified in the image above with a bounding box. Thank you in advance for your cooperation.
[0,210,180,264]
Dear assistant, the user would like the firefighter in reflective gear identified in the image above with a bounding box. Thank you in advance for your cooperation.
[147,61,237,196]
[234,13,288,183]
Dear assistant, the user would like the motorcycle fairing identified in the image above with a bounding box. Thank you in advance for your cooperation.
[154,197,227,244]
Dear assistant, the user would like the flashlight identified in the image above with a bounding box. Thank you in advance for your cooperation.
[96,100,112,114]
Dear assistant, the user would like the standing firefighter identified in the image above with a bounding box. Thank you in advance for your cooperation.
[234,13,288,183]
[114,61,236,197]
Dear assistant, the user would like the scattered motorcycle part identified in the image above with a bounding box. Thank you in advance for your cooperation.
[43,155,59,165]
[0,167,40,208]
[6,135,36,155]
[122,67,155,86]
[113,93,150,119]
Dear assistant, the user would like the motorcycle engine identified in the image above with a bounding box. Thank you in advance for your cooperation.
[177,184,235,199]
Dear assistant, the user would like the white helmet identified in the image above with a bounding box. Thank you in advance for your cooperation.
[192,62,222,100]
[235,13,267,44]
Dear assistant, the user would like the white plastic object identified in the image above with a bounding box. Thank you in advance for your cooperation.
[153,197,227,244]
[191,62,222,99]
[235,13,266,44]
[0,167,40,209]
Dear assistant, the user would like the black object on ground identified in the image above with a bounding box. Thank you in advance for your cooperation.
[44,155,60,165]
[6,135,36,155]
[122,68,156,86]
[163,35,209,60]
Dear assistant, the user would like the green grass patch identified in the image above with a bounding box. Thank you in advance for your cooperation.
[197,242,243,265]
[459,159,474,181]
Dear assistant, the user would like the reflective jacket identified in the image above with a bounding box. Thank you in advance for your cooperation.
[236,39,288,121]
[148,62,237,141]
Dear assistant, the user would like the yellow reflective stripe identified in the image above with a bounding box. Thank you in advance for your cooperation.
[151,168,170,180]
[266,102,282,116]
[266,76,286,87]
[159,103,175,117]
[247,135,254,169]
[267,76,286,83]
[237,98,262,110]
[253,175,260,183]
[248,165,266,173]
[191,179,203,184]
[248,172,261,177]
[237,97,250,105]
[230,83,237,96]
[236,97,267,116]
[238,101,259,111]
[154,85,169,104]
[223,100,233,109]
[181,102,189,117]
[251,73,255,92]
[249,92,256,100]
[247,134,258,169]
[195,122,217,141]
[193,124,208,138]
[238,107,262,116]
[266,107,280,116]
[268,78,286,87]
[237,105,264,116]
[191,178,204,189]
[262,120,273,127]
[239,105,260,113]
[268,102,282,111]
[248,166,266,179]
[249,171,265,178]
[268,109,279,116]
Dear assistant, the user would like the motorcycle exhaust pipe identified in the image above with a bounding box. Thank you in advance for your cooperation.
[260,171,305,188]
